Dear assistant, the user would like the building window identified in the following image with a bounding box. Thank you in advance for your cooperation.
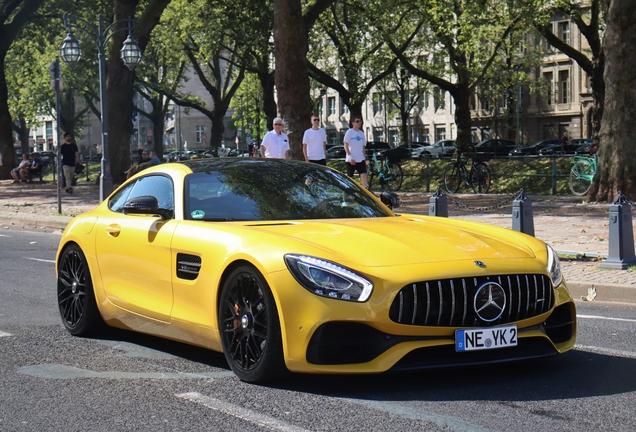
[372,93,382,115]
[480,95,490,112]
[196,125,205,143]
[373,127,384,142]
[389,128,399,147]
[328,97,336,116]
[341,99,349,115]
[423,127,430,143]
[434,88,445,111]
[46,122,53,139]
[559,21,570,45]
[543,72,553,106]
[558,70,569,104]
[435,126,446,141]
[326,129,338,145]
[318,99,323,117]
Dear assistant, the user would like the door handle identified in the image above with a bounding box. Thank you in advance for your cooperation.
[106,224,121,237]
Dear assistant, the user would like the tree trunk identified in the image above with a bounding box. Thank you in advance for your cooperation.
[0,54,16,177]
[258,68,277,133]
[451,86,473,151]
[273,0,312,160]
[13,117,30,154]
[211,106,227,148]
[589,0,636,202]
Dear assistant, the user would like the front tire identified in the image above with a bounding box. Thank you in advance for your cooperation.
[219,265,286,383]
[57,244,104,336]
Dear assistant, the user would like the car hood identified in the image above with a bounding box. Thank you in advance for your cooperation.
[245,215,538,267]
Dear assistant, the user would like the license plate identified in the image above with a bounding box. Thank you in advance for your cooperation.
[455,325,518,352]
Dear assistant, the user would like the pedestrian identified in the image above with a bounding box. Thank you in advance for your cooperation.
[302,115,327,165]
[248,142,254,157]
[260,117,290,159]
[11,154,30,183]
[61,133,80,194]
[343,116,368,188]
[561,132,569,153]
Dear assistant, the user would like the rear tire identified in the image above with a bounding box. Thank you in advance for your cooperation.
[569,161,593,195]
[384,162,403,191]
[57,244,105,336]
[470,163,491,194]
[443,162,461,193]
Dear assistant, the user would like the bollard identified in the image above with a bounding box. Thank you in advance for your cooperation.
[512,189,534,236]
[429,188,448,217]
[600,192,636,269]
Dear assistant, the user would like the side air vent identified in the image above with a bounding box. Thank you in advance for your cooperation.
[176,253,202,280]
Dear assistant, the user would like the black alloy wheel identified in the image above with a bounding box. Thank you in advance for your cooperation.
[57,244,104,335]
[219,265,286,383]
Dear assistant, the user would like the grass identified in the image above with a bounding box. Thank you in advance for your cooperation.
[328,156,576,195]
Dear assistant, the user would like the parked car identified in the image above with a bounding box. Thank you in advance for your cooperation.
[573,139,594,155]
[508,139,561,156]
[365,141,391,157]
[538,141,581,156]
[38,151,57,164]
[326,145,346,159]
[473,139,517,159]
[56,158,576,383]
[412,140,457,159]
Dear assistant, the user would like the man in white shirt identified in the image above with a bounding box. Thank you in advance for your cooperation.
[343,116,368,188]
[302,115,327,165]
[260,117,290,159]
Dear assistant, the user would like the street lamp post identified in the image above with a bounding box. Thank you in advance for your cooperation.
[60,13,142,201]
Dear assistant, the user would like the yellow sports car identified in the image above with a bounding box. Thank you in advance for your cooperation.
[56,159,576,383]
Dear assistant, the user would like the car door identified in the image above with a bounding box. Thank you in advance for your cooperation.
[94,174,177,322]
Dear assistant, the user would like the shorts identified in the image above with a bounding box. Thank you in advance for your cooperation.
[346,161,367,176]
[309,159,327,166]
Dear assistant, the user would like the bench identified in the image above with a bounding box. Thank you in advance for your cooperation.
[26,162,47,183]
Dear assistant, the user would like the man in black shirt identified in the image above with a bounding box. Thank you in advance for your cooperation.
[61,133,80,194]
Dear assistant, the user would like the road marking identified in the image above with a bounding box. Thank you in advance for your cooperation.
[577,314,636,323]
[0,331,12,337]
[176,392,313,432]
[19,364,234,380]
[24,257,56,264]
[341,397,494,432]
[575,345,636,359]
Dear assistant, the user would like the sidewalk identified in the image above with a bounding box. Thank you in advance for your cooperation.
[1,180,635,304]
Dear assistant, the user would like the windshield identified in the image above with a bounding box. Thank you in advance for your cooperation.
[183,160,392,221]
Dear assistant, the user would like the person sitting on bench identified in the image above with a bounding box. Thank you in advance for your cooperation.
[19,152,42,182]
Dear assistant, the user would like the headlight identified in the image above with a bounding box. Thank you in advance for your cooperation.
[547,245,563,287]
[284,254,373,302]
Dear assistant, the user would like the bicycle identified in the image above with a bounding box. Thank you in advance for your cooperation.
[443,147,491,194]
[569,154,597,195]
[367,151,403,191]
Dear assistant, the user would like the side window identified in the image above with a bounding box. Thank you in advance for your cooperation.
[129,175,175,214]
[109,182,136,213]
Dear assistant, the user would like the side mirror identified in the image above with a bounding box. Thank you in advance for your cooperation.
[123,195,172,219]
[380,190,401,210]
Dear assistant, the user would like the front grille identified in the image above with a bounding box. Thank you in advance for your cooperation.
[389,274,554,327]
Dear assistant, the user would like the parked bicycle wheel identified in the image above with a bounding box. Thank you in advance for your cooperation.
[367,167,378,189]
[384,162,403,191]
[569,160,593,195]
[443,162,462,193]
[470,162,491,194]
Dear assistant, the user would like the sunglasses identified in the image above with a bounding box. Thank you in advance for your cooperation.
[312,119,320,122]
[274,123,283,126]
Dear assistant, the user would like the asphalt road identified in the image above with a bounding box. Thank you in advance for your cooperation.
[1,227,636,431]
